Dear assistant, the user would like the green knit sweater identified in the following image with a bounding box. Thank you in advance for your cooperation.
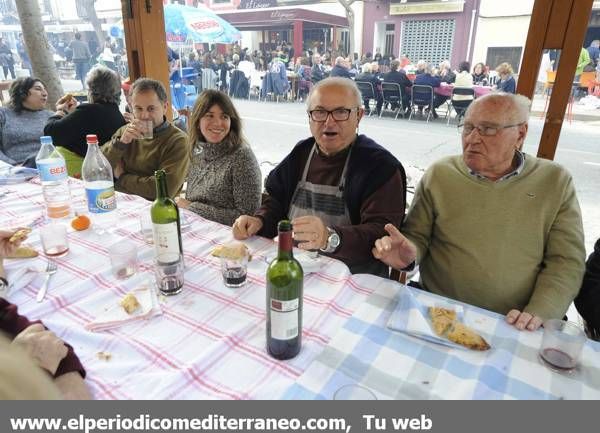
[102,122,190,200]
[404,155,585,319]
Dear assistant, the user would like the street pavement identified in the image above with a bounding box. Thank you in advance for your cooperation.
[233,98,600,255]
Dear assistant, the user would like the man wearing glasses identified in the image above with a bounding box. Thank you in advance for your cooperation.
[234,77,406,276]
[373,93,585,331]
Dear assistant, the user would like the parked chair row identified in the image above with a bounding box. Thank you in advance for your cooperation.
[355,81,476,124]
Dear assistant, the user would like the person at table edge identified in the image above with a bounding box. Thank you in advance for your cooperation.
[0,228,90,399]
[575,237,600,340]
[102,78,190,200]
[373,93,585,330]
[233,77,406,277]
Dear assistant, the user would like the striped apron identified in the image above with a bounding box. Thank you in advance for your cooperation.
[288,144,352,233]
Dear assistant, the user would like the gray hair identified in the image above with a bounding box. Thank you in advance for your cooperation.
[86,66,121,104]
[465,92,531,124]
[307,77,362,109]
[131,77,168,103]
[335,56,345,66]
[361,63,371,73]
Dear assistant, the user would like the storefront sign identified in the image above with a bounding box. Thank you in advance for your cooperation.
[239,0,277,9]
[270,10,297,21]
[390,1,464,15]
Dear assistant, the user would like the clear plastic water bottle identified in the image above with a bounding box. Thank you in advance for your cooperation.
[35,136,72,219]
[81,134,117,232]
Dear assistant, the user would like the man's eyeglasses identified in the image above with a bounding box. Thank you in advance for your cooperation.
[458,122,525,136]
[308,108,358,122]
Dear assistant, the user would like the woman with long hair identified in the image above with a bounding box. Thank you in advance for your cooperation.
[175,90,261,226]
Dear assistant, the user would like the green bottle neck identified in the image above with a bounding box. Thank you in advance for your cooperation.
[155,172,168,199]
[278,230,293,259]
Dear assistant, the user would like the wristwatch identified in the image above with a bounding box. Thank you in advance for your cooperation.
[320,227,341,253]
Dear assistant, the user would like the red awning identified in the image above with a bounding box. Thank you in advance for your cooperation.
[217,8,348,31]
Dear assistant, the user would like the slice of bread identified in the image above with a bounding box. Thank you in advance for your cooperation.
[211,243,249,260]
[9,228,32,244]
[446,322,491,351]
[429,307,457,336]
[120,293,141,314]
[428,306,490,351]
[6,246,38,258]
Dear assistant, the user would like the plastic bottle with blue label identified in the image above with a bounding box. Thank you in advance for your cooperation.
[82,134,116,232]
[35,136,72,219]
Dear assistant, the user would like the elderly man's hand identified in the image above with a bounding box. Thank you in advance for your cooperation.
[54,372,92,400]
[232,215,263,240]
[11,324,68,375]
[291,216,328,251]
[372,223,417,270]
[506,310,543,331]
[0,228,26,258]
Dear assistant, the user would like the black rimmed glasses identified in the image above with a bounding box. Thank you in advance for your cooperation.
[458,122,526,136]
[308,108,359,122]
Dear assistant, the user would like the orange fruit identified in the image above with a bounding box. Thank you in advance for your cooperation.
[71,215,91,231]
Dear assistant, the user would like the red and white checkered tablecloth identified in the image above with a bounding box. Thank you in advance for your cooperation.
[0,180,374,399]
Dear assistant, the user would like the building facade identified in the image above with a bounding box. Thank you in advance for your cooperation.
[362,0,480,66]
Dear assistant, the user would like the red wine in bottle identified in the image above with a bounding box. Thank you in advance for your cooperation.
[266,220,303,360]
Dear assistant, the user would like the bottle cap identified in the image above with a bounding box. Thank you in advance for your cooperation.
[40,136,53,145]
[86,134,98,143]
[277,220,292,232]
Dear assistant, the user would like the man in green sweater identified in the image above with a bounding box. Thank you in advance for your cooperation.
[373,93,585,331]
[102,78,190,200]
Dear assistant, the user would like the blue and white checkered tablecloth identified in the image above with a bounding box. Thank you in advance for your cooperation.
[283,274,600,400]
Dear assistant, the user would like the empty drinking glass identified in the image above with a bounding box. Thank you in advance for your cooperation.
[139,211,154,244]
[333,384,377,400]
[39,223,69,257]
[108,241,138,279]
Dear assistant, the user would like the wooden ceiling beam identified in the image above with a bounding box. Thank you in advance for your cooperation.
[518,0,594,160]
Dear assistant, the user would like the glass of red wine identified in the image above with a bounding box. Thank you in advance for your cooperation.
[539,319,586,373]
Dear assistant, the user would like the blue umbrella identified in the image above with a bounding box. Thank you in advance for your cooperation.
[164,4,241,44]
[108,5,241,44]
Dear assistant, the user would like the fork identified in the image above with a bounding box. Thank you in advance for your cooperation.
[36,261,57,302]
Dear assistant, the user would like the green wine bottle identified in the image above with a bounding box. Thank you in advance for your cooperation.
[266,220,303,360]
[151,169,183,261]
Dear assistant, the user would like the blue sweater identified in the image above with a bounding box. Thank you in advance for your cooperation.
[498,76,516,93]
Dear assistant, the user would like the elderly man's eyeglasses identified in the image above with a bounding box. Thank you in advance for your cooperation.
[458,122,525,136]
[308,108,358,122]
